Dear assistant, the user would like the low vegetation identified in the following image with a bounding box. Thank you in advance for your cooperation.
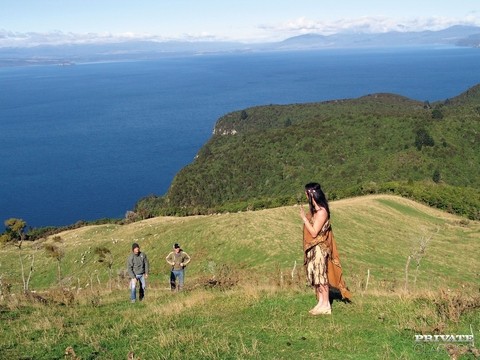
[1,195,478,359]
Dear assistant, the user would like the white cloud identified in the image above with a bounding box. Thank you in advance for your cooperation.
[1,14,480,47]
[0,30,156,48]
[179,32,220,41]
[0,29,228,47]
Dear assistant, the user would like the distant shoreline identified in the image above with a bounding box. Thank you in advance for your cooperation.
[0,44,473,69]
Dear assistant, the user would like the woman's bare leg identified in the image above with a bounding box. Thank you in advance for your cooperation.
[310,284,331,315]
[321,284,330,309]
[309,286,323,313]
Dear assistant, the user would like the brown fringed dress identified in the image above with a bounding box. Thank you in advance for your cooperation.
[305,219,331,286]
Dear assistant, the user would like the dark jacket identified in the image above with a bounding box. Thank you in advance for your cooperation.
[127,252,149,278]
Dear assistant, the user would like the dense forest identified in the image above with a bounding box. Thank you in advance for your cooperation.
[135,84,480,220]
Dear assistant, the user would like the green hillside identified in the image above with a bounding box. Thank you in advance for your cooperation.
[1,195,478,291]
[135,85,480,220]
[1,196,479,359]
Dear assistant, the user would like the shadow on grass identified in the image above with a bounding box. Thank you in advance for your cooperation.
[329,287,352,305]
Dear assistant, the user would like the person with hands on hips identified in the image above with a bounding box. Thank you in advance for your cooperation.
[166,243,191,291]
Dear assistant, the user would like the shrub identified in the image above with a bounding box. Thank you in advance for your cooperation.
[414,128,435,150]
[431,109,444,120]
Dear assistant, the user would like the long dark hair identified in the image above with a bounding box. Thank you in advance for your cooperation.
[305,182,330,218]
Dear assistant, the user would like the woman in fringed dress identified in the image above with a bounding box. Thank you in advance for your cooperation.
[300,182,351,315]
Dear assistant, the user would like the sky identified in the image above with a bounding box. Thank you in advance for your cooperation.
[1,0,479,46]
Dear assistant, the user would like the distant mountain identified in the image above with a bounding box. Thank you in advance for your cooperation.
[274,25,480,50]
[1,25,480,67]
[456,33,480,47]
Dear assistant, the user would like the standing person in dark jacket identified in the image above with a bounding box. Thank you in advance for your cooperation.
[166,243,191,291]
[127,243,149,302]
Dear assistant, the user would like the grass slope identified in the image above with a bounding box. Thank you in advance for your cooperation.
[0,195,479,359]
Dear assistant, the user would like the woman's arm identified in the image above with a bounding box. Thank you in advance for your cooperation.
[300,206,328,238]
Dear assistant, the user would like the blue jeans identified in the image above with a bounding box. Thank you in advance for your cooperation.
[170,269,184,291]
[130,274,146,301]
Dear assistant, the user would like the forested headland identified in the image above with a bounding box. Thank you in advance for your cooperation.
[135,84,480,221]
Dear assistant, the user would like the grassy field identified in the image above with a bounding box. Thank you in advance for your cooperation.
[0,195,479,359]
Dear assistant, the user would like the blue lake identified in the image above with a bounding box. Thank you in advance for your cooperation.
[1,47,480,227]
